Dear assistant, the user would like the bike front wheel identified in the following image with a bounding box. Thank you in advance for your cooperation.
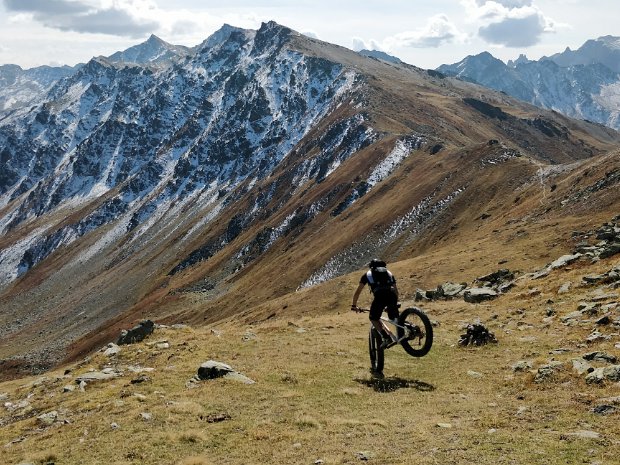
[397,307,433,357]
[368,327,384,373]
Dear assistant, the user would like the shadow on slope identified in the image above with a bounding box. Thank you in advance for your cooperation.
[355,376,435,393]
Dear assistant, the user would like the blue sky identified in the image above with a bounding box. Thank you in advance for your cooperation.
[1,0,618,69]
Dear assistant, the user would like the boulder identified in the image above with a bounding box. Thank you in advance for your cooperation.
[582,351,617,365]
[75,369,122,384]
[463,288,498,303]
[475,269,514,285]
[548,254,581,270]
[117,320,155,345]
[458,323,497,346]
[585,365,620,384]
[534,361,564,383]
[511,360,533,372]
[196,361,255,384]
[414,289,429,301]
[436,282,467,298]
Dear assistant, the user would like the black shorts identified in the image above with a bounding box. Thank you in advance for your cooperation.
[369,289,399,321]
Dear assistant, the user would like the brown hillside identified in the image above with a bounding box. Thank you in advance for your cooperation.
[1,26,619,379]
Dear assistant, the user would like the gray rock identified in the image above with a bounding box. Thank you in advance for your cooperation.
[463,288,498,303]
[117,319,155,345]
[583,352,617,363]
[436,282,467,298]
[599,242,620,259]
[583,274,608,284]
[196,361,255,384]
[475,269,514,285]
[103,343,121,356]
[511,360,533,372]
[355,451,373,461]
[591,404,617,415]
[558,282,572,294]
[534,361,564,383]
[562,430,601,440]
[571,358,592,375]
[585,365,620,384]
[414,289,429,301]
[458,323,497,346]
[37,411,58,426]
[75,370,122,384]
[548,254,581,270]
[586,330,610,343]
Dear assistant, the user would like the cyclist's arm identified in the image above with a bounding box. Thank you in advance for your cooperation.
[351,282,365,309]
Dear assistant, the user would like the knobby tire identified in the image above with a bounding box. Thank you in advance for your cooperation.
[368,327,384,373]
[397,307,433,357]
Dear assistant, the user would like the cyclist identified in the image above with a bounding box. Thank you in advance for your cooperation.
[351,259,399,349]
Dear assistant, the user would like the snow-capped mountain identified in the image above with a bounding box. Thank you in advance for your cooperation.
[0,64,77,113]
[1,21,619,375]
[544,35,620,73]
[358,49,402,64]
[107,34,192,66]
[0,21,364,283]
[0,35,190,116]
[436,36,620,130]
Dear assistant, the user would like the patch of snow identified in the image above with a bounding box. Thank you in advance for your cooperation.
[0,227,49,286]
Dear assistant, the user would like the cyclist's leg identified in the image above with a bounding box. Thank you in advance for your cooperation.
[370,295,396,343]
[386,291,399,321]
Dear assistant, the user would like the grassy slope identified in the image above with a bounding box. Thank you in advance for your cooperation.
[1,250,619,464]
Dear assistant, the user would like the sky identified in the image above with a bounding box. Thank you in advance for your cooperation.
[1,0,618,70]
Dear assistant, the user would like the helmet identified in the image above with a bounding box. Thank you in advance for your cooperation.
[368,258,386,269]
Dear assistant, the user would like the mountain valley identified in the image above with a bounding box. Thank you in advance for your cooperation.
[0,22,619,385]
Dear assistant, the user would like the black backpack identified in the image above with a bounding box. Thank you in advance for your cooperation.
[366,267,395,294]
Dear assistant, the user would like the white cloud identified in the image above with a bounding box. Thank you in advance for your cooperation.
[301,30,318,40]
[476,0,533,7]
[462,0,556,47]
[351,37,384,52]
[2,0,159,37]
[383,14,466,49]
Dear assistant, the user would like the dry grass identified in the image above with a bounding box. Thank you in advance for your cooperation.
[1,253,619,464]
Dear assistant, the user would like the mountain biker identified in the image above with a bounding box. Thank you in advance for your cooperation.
[351,259,399,349]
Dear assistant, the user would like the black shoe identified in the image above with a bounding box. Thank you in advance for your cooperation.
[380,333,397,349]
[370,369,384,379]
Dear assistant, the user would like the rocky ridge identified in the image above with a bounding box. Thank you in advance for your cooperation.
[1,21,620,379]
[437,37,620,130]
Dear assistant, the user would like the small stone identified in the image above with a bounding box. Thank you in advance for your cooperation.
[111,422,120,430]
[558,282,571,294]
[563,430,601,440]
[140,412,153,421]
[512,360,533,372]
[354,451,373,461]
[37,411,58,426]
[436,423,453,428]
[103,343,121,357]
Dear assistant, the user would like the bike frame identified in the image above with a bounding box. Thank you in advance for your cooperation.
[356,307,410,346]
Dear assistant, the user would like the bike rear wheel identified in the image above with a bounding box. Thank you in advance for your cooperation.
[397,307,433,357]
[368,327,384,373]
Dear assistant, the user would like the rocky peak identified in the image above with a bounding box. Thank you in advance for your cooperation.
[107,34,191,66]
[543,35,620,72]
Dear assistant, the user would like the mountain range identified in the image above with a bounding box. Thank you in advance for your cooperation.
[1,22,619,379]
[437,35,620,129]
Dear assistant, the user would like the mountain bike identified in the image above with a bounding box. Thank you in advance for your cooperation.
[354,306,433,374]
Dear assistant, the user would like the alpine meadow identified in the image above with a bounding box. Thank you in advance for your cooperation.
[1,21,619,465]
